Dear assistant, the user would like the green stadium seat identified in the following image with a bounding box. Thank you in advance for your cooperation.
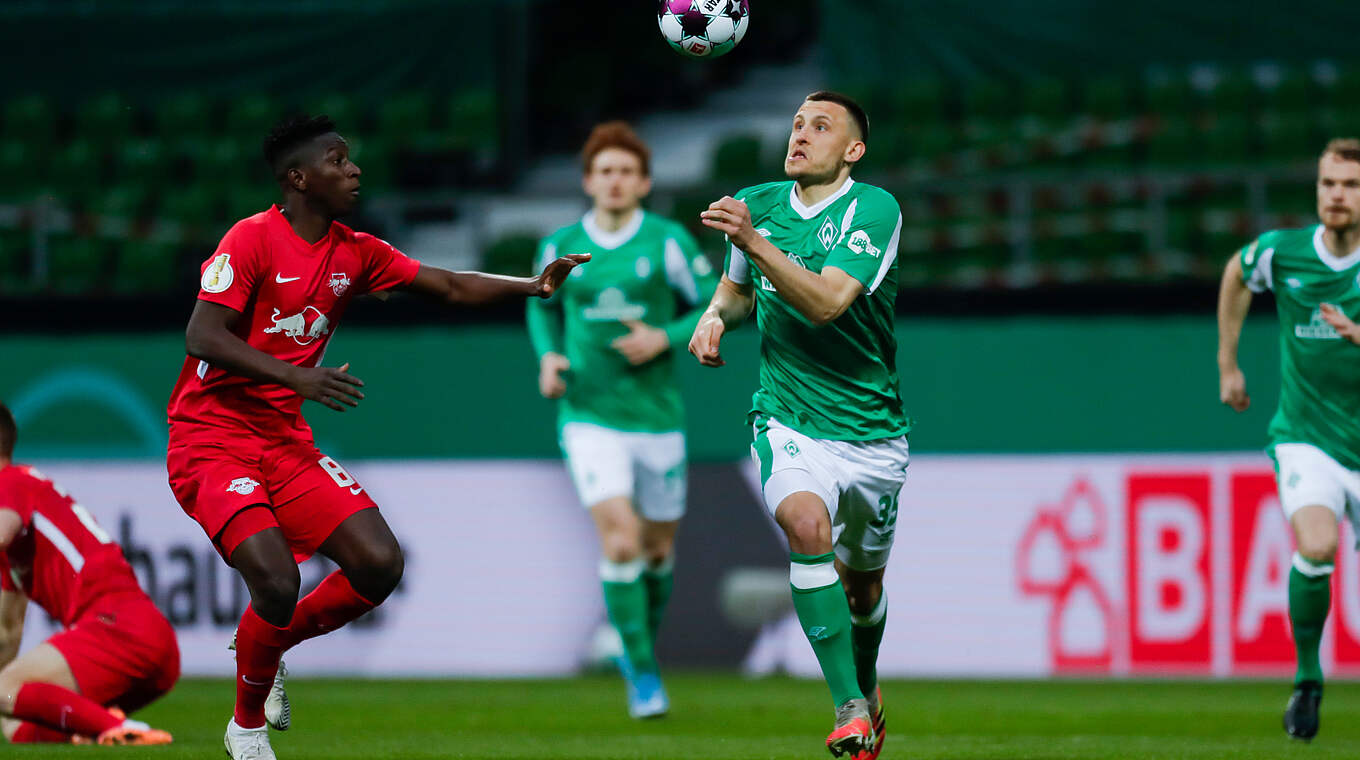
[1085,76,1134,119]
[155,93,212,140]
[1201,115,1251,165]
[225,183,272,222]
[870,127,913,171]
[1329,65,1360,108]
[78,92,136,147]
[0,139,45,202]
[1020,77,1068,121]
[446,88,499,153]
[3,95,57,148]
[961,79,1013,122]
[908,124,956,162]
[159,184,221,230]
[894,78,947,123]
[1204,69,1252,116]
[46,235,107,294]
[0,228,32,294]
[482,232,540,277]
[349,136,393,191]
[90,182,152,222]
[1267,180,1317,218]
[112,239,178,294]
[1162,207,1198,257]
[225,94,279,142]
[377,92,434,141]
[1146,72,1193,118]
[204,136,264,187]
[1258,113,1315,164]
[1144,116,1196,167]
[306,94,361,134]
[113,137,171,185]
[48,139,103,199]
[1260,68,1313,114]
[711,134,763,184]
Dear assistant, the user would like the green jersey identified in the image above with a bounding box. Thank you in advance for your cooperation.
[527,209,718,433]
[727,178,910,441]
[1240,225,1360,469]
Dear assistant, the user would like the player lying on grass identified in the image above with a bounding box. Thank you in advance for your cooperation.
[690,91,906,760]
[0,402,179,746]
[164,114,586,760]
[527,121,717,718]
[1218,137,1360,742]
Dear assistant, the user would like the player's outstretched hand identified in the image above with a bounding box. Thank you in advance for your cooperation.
[1321,303,1360,345]
[611,321,670,366]
[700,197,757,250]
[1218,365,1249,413]
[291,361,365,412]
[536,254,591,297]
[689,313,726,367]
[539,352,570,399]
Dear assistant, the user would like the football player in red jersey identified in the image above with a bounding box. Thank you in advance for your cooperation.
[0,403,178,746]
[165,115,587,760]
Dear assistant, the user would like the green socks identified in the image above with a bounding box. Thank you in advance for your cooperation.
[1290,552,1332,685]
[601,559,656,675]
[850,591,887,696]
[643,557,674,644]
[791,552,862,707]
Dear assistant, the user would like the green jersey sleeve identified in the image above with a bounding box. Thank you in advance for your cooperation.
[823,188,902,293]
[525,239,565,358]
[1239,233,1276,294]
[661,224,721,347]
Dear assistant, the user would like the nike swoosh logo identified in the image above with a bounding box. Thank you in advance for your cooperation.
[241,675,272,686]
[275,274,302,283]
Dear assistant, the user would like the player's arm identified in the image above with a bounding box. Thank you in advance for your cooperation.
[0,589,27,670]
[1217,254,1253,412]
[526,243,570,398]
[399,256,590,307]
[689,275,754,368]
[702,197,861,325]
[185,301,366,412]
[1320,303,1360,345]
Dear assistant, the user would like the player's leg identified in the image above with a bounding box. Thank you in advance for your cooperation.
[227,519,301,734]
[0,642,168,744]
[1274,443,1345,740]
[303,508,405,643]
[633,430,687,646]
[592,496,655,678]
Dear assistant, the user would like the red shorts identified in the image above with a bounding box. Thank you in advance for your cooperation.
[166,432,377,562]
[49,592,180,713]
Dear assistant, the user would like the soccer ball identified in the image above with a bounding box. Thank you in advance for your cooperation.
[657,0,750,59]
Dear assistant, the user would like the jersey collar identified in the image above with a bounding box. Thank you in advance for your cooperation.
[1312,225,1360,271]
[583,209,644,250]
[270,204,337,253]
[788,177,855,220]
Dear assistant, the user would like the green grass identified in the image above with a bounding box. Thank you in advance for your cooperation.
[10,675,1360,758]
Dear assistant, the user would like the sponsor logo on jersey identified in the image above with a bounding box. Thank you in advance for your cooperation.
[264,306,332,345]
[329,272,351,296]
[692,255,713,277]
[817,217,839,250]
[1295,308,1343,340]
[1285,278,1303,289]
[582,287,646,321]
[805,625,829,641]
[755,227,772,238]
[847,229,881,257]
[201,253,234,293]
[634,257,652,279]
[226,477,260,496]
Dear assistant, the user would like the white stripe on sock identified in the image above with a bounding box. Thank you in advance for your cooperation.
[850,591,887,627]
[1293,552,1335,578]
[600,557,646,583]
[790,560,839,590]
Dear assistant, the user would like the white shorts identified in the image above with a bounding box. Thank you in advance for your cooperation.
[560,422,687,522]
[1274,443,1360,541]
[751,415,910,571]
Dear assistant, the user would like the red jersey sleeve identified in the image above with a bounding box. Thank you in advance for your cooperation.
[356,232,421,294]
[197,219,267,312]
[0,472,30,592]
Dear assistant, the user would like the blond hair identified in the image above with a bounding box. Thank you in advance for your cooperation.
[1322,138,1360,164]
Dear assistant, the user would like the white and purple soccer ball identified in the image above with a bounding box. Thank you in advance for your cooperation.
[657,0,750,58]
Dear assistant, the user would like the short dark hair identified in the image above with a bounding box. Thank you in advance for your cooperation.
[263,114,339,180]
[806,91,869,143]
[1323,137,1360,164]
[0,402,15,459]
[581,121,651,176]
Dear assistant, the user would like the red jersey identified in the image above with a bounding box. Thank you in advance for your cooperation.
[0,465,146,627]
[167,206,421,440]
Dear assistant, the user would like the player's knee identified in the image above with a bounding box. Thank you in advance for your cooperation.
[0,673,22,714]
[1297,534,1337,565]
[350,541,404,602]
[601,534,642,563]
[842,579,882,616]
[784,516,830,555]
[247,570,301,621]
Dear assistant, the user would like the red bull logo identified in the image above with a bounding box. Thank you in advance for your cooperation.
[263,306,331,345]
[329,272,351,297]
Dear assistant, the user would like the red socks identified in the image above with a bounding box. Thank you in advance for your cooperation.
[11,682,121,739]
[233,571,377,728]
[281,570,377,650]
[10,721,73,743]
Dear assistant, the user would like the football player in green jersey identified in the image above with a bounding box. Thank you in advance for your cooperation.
[526,122,718,719]
[690,92,906,760]
[1218,138,1360,741]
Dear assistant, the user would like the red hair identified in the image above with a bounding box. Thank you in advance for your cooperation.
[581,121,651,176]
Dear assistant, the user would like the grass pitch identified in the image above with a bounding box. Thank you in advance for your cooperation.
[10,675,1360,759]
